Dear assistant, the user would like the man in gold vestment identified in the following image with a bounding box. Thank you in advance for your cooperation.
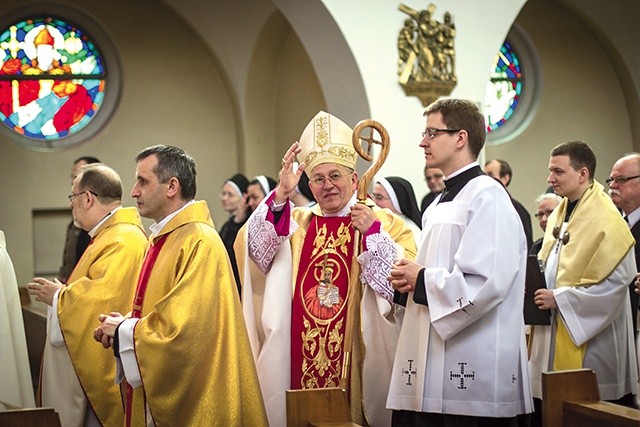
[96,145,267,426]
[236,111,416,426]
[28,164,147,426]
[529,141,638,423]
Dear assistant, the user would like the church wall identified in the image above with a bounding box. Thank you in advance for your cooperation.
[485,0,633,240]
[319,0,632,242]
[1,0,637,285]
[320,0,527,200]
[0,0,238,285]
[244,10,326,182]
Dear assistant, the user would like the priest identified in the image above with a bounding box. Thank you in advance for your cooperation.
[529,141,638,420]
[236,111,417,426]
[28,164,147,426]
[95,145,267,426]
[387,98,533,425]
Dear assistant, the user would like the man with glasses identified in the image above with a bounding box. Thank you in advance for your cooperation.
[236,111,416,426]
[387,98,533,426]
[608,153,640,349]
[58,156,100,283]
[530,193,562,256]
[528,142,638,421]
[28,163,147,427]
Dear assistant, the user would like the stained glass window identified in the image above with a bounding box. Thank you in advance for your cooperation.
[0,15,113,148]
[484,40,522,133]
[483,25,541,146]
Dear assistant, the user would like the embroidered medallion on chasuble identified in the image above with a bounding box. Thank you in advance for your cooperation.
[291,215,355,390]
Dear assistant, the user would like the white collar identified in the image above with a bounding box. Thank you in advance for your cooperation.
[150,200,196,235]
[88,206,121,237]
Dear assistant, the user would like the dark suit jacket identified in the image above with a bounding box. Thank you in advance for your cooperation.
[420,191,440,213]
[512,197,533,251]
[629,220,640,334]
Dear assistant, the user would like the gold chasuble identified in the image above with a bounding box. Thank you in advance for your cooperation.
[53,207,147,426]
[126,201,266,426]
[538,181,633,369]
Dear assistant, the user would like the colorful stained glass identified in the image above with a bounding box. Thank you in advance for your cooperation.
[0,16,106,141]
[484,41,523,133]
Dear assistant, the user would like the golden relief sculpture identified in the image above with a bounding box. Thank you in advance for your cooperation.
[398,3,457,106]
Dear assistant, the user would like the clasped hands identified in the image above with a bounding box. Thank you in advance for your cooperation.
[388,258,422,294]
[93,312,126,349]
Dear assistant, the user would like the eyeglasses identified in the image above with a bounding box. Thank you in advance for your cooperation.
[68,190,97,202]
[426,174,444,181]
[534,210,554,219]
[371,193,389,201]
[605,174,640,186]
[422,127,460,139]
[309,172,352,187]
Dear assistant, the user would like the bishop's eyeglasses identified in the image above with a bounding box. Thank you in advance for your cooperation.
[422,127,460,139]
[309,172,353,187]
[605,174,640,186]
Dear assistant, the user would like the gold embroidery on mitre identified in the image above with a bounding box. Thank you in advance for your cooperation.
[299,111,357,171]
[315,115,329,148]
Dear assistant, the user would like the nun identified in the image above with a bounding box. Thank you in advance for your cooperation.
[373,176,422,244]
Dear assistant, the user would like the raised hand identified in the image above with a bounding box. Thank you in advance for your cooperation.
[275,142,306,204]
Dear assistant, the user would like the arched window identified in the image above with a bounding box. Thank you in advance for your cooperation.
[484,24,541,145]
[0,9,120,150]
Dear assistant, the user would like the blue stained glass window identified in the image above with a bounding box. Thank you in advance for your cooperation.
[0,15,107,142]
[484,41,523,133]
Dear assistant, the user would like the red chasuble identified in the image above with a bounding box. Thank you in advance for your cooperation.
[290,216,355,390]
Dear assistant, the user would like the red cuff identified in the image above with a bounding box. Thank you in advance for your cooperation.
[265,192,291,236]
[362,220,381,251]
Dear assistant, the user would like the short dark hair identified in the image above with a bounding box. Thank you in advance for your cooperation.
[486,159,513,184]
[77,164,122,202]
[424,98,486,158]
[550,141,596,179]
[135,145,197,200]
[73,156,101,165]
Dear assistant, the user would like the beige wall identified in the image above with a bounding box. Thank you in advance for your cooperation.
[0,0,238,285]
[486,0,634,240]
[1,0,638,285]
[0,0,328,285]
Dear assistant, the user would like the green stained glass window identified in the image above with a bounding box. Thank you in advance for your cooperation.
[0,14,114,148]
[484,40,523,133]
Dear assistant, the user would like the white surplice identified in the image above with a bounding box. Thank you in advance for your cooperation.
[387,175,533,417]
[528,229,639,400]
[0,230,35,409]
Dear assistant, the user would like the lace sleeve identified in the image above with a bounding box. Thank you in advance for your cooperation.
[248,202,298,273]
[357,229,397,302]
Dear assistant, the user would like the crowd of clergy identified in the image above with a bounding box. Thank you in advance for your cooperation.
[1,98,639,426]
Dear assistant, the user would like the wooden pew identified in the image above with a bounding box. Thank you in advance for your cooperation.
[286,388,361,427]
[542,369,640,427]
[19,287,47,392]
[0,407,61,427]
